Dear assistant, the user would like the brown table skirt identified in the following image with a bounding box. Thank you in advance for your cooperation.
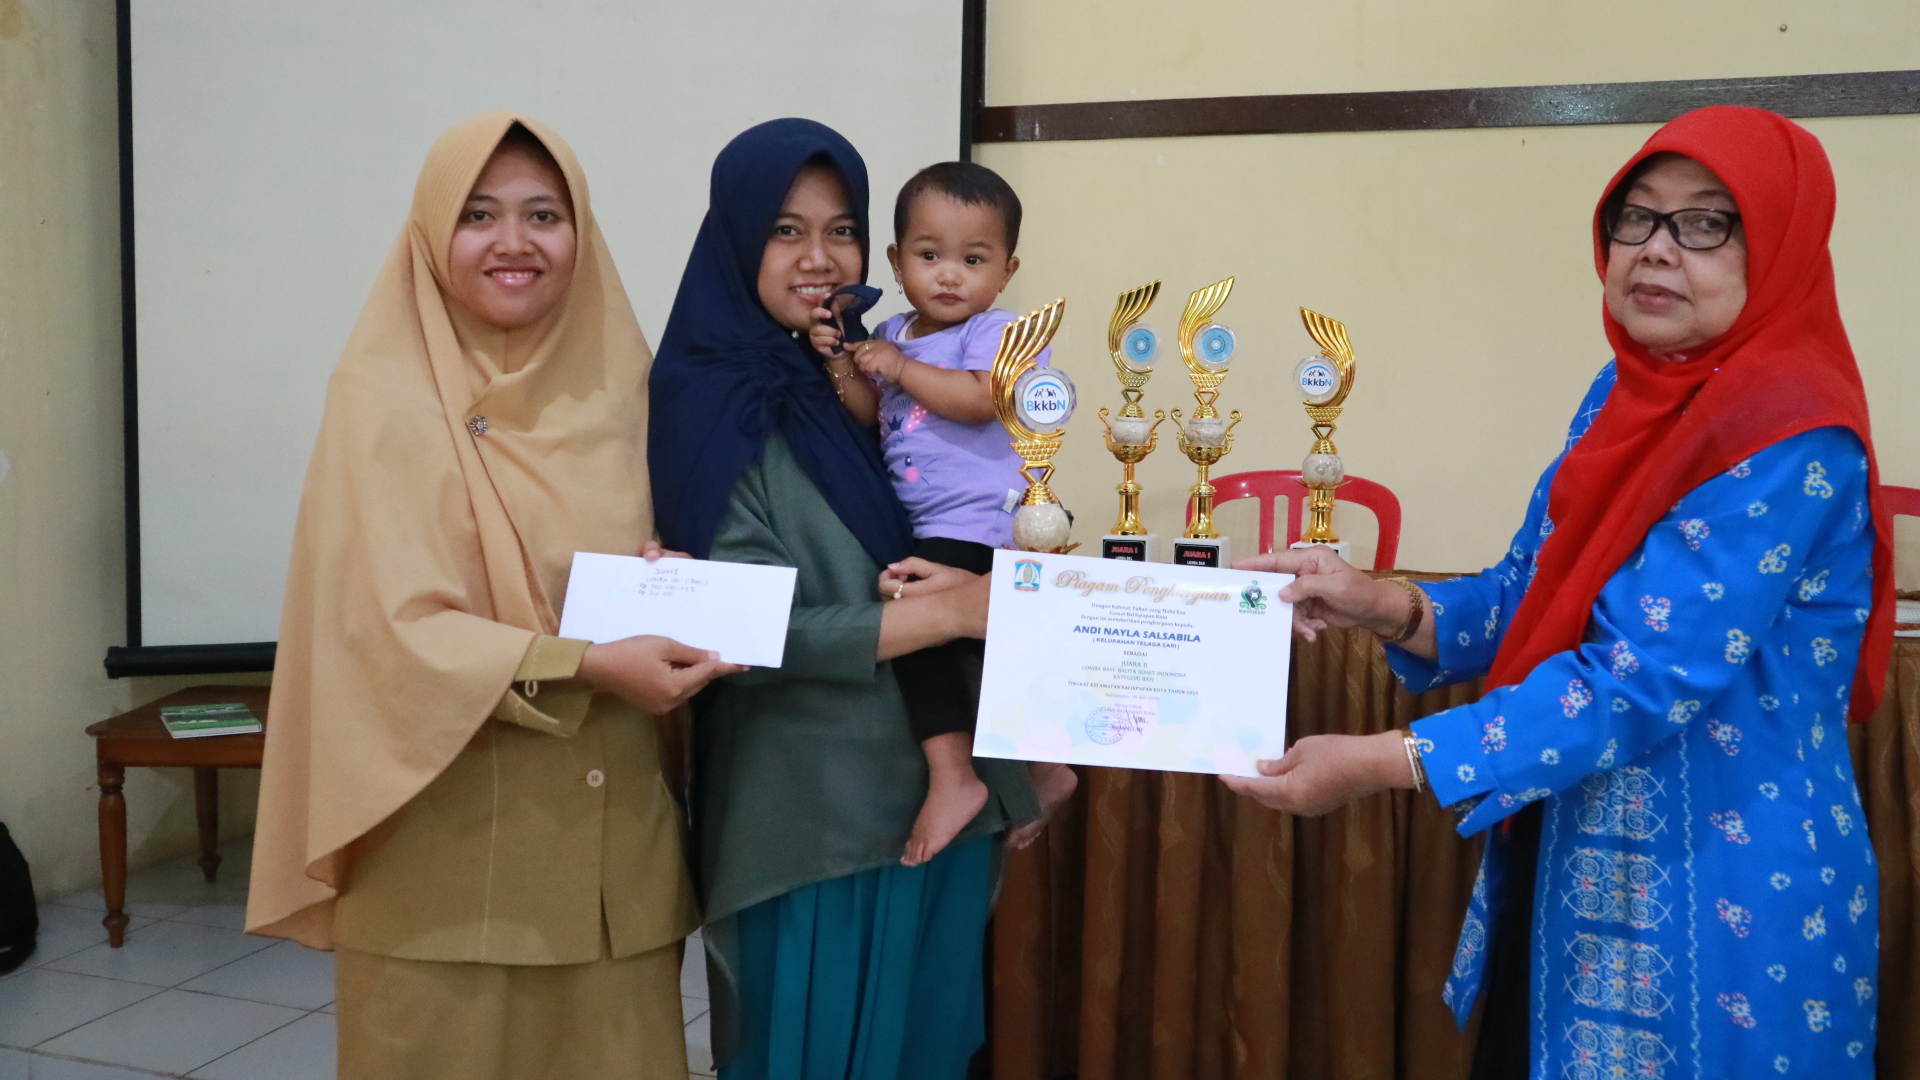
[985,630,1920,1080]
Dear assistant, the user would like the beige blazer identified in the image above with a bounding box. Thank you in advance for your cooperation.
[333,640,697,964]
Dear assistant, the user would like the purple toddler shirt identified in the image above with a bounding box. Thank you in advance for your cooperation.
[874,308,1050,548]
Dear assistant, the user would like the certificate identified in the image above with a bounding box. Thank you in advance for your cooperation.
[973,550,1293,778]
[557,553,797,668]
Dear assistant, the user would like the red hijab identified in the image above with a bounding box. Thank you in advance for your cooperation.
[1486,106,1894,722]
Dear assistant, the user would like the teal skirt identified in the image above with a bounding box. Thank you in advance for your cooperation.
[721,836,994,1080]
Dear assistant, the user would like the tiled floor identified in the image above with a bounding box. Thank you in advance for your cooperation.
[0,840,716,1078]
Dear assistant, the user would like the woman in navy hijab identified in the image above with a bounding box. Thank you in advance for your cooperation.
[651,119,1039,1079]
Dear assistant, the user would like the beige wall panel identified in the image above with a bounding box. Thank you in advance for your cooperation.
[988,0,1920,104]
[977,114,1918,579]
[0,0,260,898]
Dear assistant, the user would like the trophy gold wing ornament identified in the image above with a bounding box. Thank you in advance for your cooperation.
[1106,279,1162,410]
[1095,281,1165,541]
[1292,307,1358,547]
[1166,278,1242,561]
[991,298,1078,553]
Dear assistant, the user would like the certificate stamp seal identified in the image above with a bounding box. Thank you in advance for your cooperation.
[1085,710,1128,745]
[1085,695,1154,746]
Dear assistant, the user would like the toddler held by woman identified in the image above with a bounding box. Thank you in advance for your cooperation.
[812,162,1077,865]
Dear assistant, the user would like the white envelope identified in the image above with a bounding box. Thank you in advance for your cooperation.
[557,553,798,668]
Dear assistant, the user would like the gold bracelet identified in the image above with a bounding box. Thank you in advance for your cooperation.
[1378,576,1426,643]
[826,365,855,402]
[1403,735,1427,793]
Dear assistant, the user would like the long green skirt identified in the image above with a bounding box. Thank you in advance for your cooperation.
[721,835,994,1080]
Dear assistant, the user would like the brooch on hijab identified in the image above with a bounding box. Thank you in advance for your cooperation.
[467,415,489,437]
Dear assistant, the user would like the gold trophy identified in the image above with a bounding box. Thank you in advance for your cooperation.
[1166,278,1241,567]
[991,298,1077,553]
[1289,308,1357,561]
[1095,280,1165,562]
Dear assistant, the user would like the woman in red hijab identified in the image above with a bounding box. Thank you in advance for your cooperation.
[1227,106,1895,1078]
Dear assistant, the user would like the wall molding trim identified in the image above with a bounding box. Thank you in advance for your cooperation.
[974,69,1920,144]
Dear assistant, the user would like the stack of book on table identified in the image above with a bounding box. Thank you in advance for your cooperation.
[158,702,262,739]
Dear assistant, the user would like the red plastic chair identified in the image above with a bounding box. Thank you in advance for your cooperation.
[1197,470,1402,570]
[1888,485,1920,591]
[1885,485,1920,523]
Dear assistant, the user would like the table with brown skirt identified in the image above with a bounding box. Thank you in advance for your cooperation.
[985,628,1920,1080]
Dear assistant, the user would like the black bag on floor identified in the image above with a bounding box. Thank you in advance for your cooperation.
[0,821,37,973]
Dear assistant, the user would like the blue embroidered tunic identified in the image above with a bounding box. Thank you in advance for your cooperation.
[1392,362,1878,1079]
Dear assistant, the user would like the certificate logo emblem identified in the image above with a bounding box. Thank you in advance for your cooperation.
[1239,582,1267,613]
[1013,560,1043,592]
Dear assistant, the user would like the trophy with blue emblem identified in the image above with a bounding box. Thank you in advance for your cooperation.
[1095,281,1166,562]
[991,298,1079,553]
[1167,278,1241,568]
[1290,308,1357,561]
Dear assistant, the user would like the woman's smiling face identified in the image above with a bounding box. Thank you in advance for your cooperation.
[757,164,862,334]
[1603,153,1748,354]
[447,140,577,330]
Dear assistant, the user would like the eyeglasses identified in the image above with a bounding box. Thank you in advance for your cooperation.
[1607,204,1742,251]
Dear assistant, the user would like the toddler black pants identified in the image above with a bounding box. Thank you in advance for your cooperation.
[892,536,994,742]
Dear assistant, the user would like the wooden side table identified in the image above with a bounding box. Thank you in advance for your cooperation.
[84,685,268,946]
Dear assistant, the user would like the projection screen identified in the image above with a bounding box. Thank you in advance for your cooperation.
[118,0,962,672]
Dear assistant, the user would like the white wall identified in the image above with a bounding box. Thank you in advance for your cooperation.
[132,0,961,647]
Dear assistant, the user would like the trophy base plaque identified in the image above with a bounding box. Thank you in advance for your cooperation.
[1172,537,1229,568]
[1289,538,1352,562]
[1100,533,1162,562]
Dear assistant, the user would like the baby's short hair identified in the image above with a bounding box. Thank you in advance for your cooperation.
[893,161,1023,252]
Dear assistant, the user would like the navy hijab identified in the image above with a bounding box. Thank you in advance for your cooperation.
[649,119,914,565]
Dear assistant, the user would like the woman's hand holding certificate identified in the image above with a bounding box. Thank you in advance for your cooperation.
[1217,548,1424,812]
[1218,730,1417,815]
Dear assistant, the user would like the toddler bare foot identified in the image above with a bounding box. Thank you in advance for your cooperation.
[904,771,989,867]
[904,733,989,867]
[1008,763,1078,850]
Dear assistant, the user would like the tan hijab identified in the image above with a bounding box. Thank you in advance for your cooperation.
[246,113,652,947]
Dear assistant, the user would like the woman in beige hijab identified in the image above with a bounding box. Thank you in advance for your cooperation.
[245,112,737,1078]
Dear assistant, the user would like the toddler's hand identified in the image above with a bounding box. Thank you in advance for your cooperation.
[809,307,844,358]
[852,339,908,383]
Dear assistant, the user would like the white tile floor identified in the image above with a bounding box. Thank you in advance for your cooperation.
[0,840,716,1078]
